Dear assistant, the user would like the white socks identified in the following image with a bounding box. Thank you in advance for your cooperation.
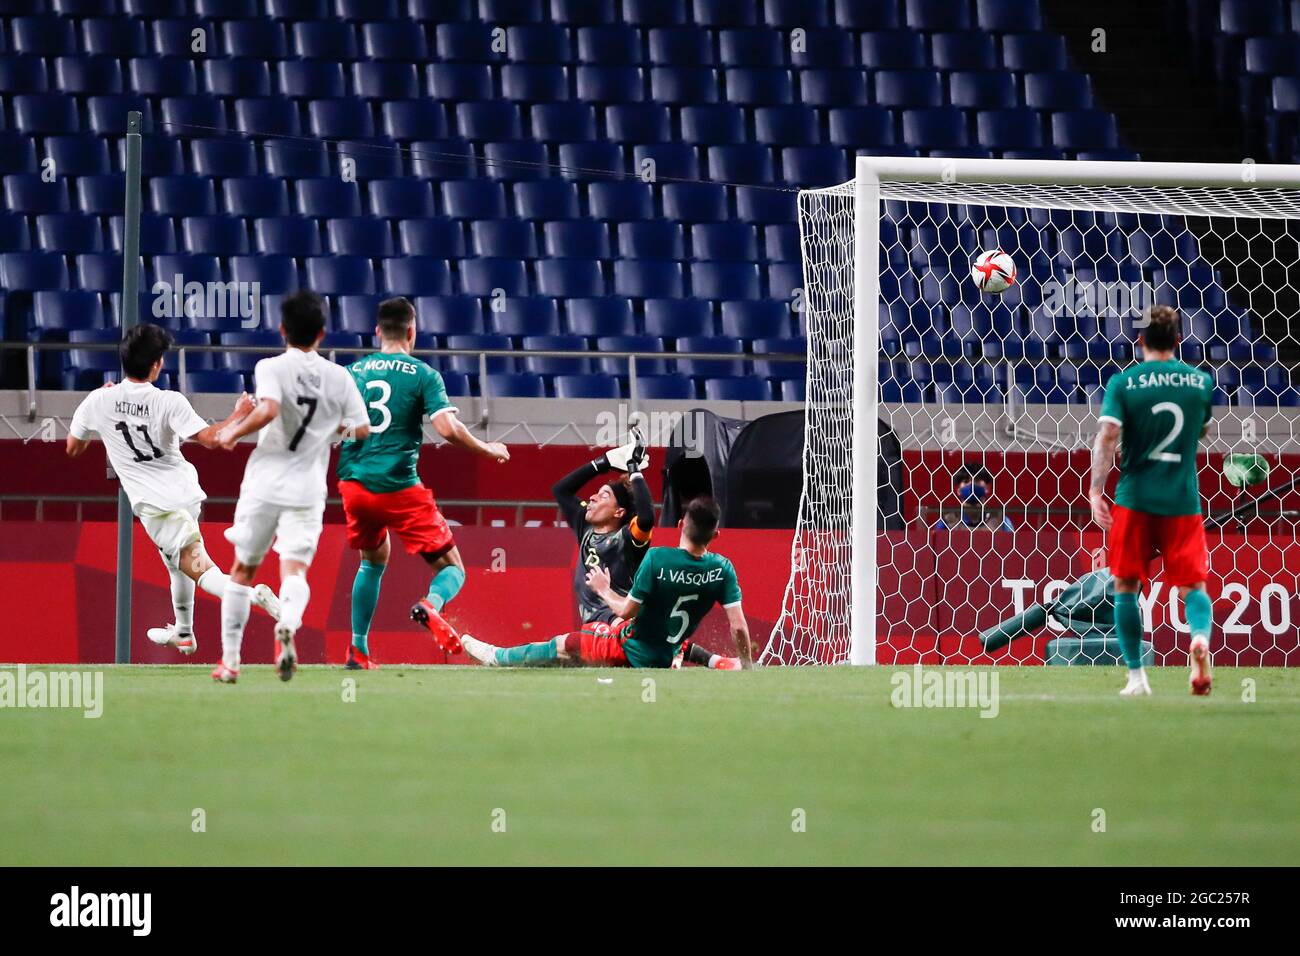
[169,569,195,634]
[278,573,310,632]
[221,582,252,671]
[196,566,229,599]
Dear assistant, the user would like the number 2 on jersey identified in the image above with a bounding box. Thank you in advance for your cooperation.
[1149,401,1184,463]
[288,395,318,451]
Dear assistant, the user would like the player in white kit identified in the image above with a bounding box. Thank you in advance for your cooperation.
[213,291,371,683]
[65,323,281,655]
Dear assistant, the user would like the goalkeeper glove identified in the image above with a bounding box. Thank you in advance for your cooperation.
[604,429,649,473]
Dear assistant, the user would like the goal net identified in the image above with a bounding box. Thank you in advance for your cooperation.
[764,158,1300,668]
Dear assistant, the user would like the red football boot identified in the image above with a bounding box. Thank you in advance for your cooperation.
[344,646,380,670]
[211,663,238,684]
[1189,638,1213,697]
[410,598,463,655]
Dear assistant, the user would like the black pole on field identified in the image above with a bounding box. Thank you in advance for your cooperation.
[114,110,144,666]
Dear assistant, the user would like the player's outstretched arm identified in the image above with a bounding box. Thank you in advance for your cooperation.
[64,434,89,458]
[433,411,509,463]
[724,603,754,669]
[585,565,640,620]
[216,397,279,450]
[627,471,655,540]
[191,392,256,449]
[1088,421,1121,530]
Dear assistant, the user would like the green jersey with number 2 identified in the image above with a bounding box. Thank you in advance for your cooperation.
[623,546,742,668]
[1099,358,1213,517]
[337,352,454,494]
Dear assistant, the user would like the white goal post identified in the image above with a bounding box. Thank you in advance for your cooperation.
[766,155,1300,667]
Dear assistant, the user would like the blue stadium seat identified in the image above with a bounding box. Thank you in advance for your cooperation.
[1051,110,1119,150]
[634,375,695,399]
[576,24,640,64]
[802,68,871,108]
[223,19,289,59]
[185,369,246,393]
[353,61,420,100]
[644,298,712,338]
[12,16,78,56]
[410,139,478,179]
[543,220,610,259]
[720,27,784,66]
[679,105,746,145]
[296,178,363,218]
[977,0,1043,32]
[950,71,1018,109]
[588,181,655,221]
[305,256,377,295]
[309,100,375,140]
[574,64,644,102]
[334,295,382,335]
[153,19,212,58]
[416,295,485,337]
[56,55,125,94]
[706,145,774,184]
[902,108,969,149]
[484,372,546,397]
[875,70,944,108]
[190,138,257,178]
[932,32,997,71]
[483,141,551,181]
[234,98,302,137]
[382,101,448,141]
[536,258,605,296]
[597,335,668,375]
[74,175,124,216]
[426,63,493,102]
[279,60,346,99]
[632,143,700,180]
[781,145,848,185]
[145,176,214,218]
[521,333,590,374]
[383,257,453,297]
[754,105,821,147]
[446,333,514,373]
[725,67,793,105]
[507,23,572,63]
[828,106,896,147]
[1024,72,1092,110]
[1000,33,1067,71]
[0,54,50,93]
[691,223,758,262]
[13,94,80,136]
[0,213,32,253]
[531,103,597,143]
[328,217,396,257]
[456,101,523,140]
[613,259,683,297]
[367,178,437,219]
[203,59,272,97]
[252,217,320,257]
[292,21,358,59]
[362,20,430,60]
[33,290,107,335]
[460,257,528,296]
[0,133,38,177]
[471,219,537,258]
[1,251,71,292]
[44,136,111,178]
[605,103,671,143]
[260,138,326,178]
[220,331,283,373]
[691,262,761,300]
[441,180,507,219]
[976,108,1044,149]
[752,336,806,379]
[554,374,620,398]
[564,297,634,336]
[764,224,800,261]
[221,177,289,218]
[735,185,797,224]
[556,142,624,180]
[676,335,744,376]
[704,377,772,401]
[721,300,789,340]
[647,27,712,66]
[662,182,727,223]
[182,216,250,257]
[64,328,126,390]
[778,378,805,401]
[501,63,569,102]
[398,219,466,258]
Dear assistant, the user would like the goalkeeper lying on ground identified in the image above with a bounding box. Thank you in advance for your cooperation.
[461,497,753,668]
[979,568,1115,652]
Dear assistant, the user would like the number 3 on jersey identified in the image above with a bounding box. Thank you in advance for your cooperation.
[364,380,392,434]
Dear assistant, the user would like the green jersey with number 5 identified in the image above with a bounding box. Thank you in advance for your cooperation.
[623,546,742,668]
[337,351,455,493]
[1099,358,1214,516]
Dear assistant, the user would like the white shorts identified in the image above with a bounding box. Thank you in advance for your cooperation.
[224,496,325,567]
[137,503,203,572]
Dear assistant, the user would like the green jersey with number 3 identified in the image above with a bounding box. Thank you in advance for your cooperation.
[1099,358,1213,517]
[337,352,454,494]
[623,546,742,668]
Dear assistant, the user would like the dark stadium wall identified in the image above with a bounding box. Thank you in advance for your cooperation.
[0,522,792,666]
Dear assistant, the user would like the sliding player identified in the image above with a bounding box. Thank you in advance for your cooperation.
[551,436,740,669]
[1089,305,1215,697]
[212,291,371,684]
[338,296,510,669]
[461,497,753,669]
[65,323,280,655]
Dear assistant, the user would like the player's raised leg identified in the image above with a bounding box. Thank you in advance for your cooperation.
[410,545,466,655]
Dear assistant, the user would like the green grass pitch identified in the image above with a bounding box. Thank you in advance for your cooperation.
[2,664,1298,866]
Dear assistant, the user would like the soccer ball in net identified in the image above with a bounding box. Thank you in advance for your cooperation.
[970,249,1017,294]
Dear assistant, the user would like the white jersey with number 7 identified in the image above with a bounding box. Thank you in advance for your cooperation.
[241,349,369,508]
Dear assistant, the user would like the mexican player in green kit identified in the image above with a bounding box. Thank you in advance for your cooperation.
[461,497,754,668]
[337,297,510,668]
[1089,305,1215,697]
